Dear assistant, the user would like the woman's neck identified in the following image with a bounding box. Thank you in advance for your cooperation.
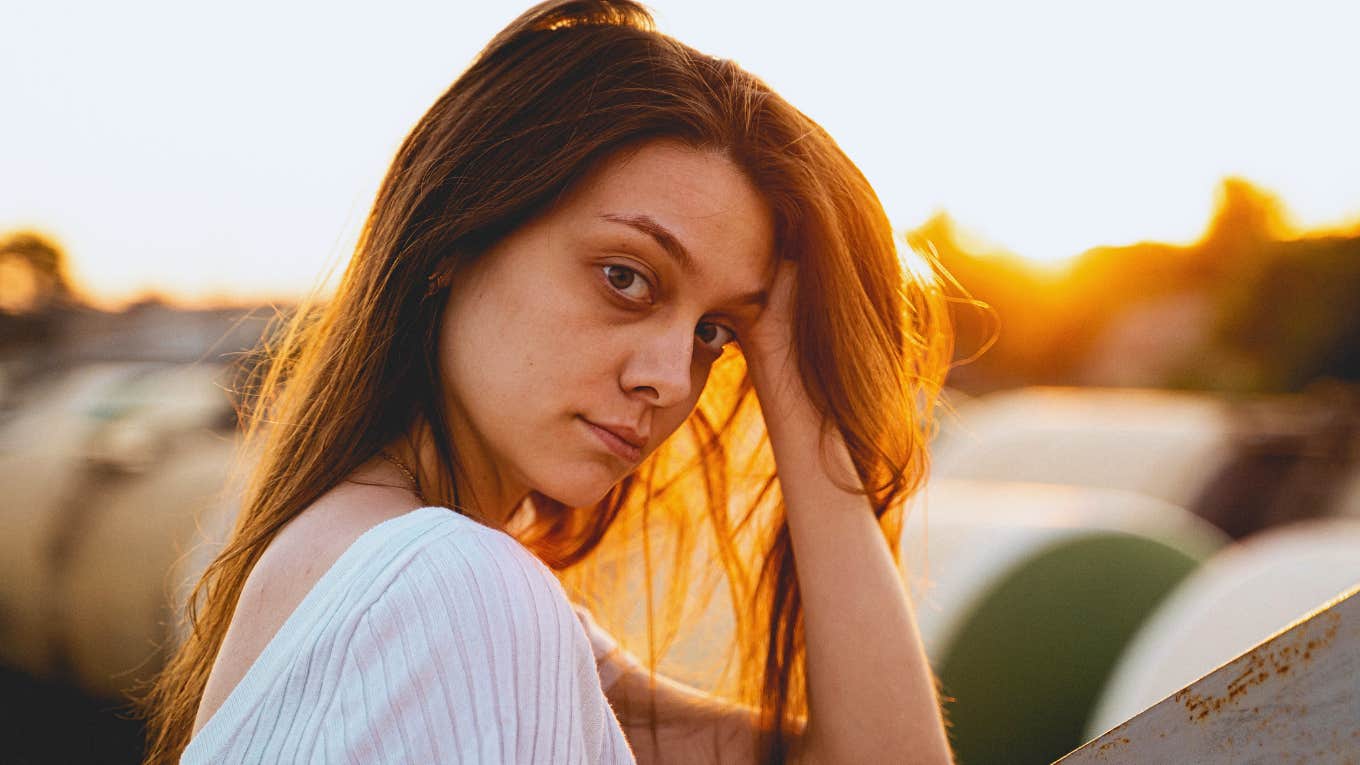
[395,418,529,529]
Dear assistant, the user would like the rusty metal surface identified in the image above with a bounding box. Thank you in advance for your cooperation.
[1056,583,1360,764]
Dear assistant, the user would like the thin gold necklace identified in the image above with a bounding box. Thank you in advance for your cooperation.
[380,450,424,503]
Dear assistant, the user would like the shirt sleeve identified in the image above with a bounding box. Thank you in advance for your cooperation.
[323,528,622,764]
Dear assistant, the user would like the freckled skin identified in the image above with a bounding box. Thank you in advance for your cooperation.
[437,140,775,515]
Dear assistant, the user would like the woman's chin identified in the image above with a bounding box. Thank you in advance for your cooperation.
[543,486,615,509]
[534,470,625,508]
[524,451,636,506]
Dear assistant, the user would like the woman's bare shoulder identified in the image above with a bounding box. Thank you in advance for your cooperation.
[193,481,422,736]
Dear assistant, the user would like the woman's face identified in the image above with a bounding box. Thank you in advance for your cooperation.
[438,140,776,516]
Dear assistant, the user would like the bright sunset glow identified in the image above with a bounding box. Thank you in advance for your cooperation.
[2,1,1357,306]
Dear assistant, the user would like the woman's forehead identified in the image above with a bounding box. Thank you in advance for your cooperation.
[566,140,776,277]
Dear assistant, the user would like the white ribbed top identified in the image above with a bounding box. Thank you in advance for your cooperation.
[181,506,636,764]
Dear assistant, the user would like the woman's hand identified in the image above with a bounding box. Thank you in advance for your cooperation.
[738,259,804,413]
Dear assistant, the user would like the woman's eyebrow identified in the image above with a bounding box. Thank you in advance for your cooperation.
[599,212,768,307]
[600,212,696,274]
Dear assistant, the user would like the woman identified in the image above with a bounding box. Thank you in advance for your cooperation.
[139,1,955,762]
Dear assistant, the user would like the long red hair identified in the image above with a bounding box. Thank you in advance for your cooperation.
[136,2,952,762]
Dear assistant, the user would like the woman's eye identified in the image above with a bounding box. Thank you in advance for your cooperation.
[695,321,736,353]
[602,264,653,303]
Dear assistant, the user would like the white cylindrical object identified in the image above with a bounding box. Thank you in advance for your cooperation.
[1085,517,1360,739]
[932,387,1234,510]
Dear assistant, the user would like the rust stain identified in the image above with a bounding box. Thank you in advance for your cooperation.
[1174,613,1337,724]
[1086,720,1135,760]
[1095,737,1132,754]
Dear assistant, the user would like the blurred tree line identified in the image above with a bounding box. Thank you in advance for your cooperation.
[916,178,1360,396]
[0,232,272,386]
[0,230,77,351]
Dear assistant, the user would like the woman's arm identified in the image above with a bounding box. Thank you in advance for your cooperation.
[740,261,954,765]
[575,603,797,764]
[605,658,770,764]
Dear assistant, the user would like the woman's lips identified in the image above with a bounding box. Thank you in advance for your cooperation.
[582,418,643,462]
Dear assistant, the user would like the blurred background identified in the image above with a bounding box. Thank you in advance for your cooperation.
[3,1,1359,763]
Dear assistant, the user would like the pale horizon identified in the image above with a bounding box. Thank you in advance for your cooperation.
[3,0,1358,307]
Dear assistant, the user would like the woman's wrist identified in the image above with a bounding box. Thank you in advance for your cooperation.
[745,350,824,447]
[746,361,868,518]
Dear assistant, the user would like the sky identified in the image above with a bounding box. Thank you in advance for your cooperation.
[3,0,1358,306]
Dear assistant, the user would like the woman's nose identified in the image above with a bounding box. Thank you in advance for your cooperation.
[620,323,696,408]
